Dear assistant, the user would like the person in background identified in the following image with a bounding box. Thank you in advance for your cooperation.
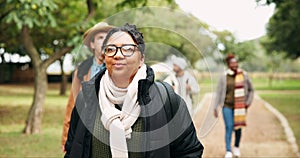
[213,53,254,158]
[61,22,113,151]
[172,55,200,115]
[64,23,203,158]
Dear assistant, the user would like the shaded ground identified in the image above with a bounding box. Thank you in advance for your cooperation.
[192,93,299,157]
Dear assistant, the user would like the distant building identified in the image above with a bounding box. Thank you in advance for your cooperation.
[0,62,73,83]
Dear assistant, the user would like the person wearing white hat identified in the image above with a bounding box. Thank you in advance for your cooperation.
[172,56,200,115]
[61,22,114,152]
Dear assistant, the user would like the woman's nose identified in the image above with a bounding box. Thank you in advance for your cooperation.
[114,48,124,58]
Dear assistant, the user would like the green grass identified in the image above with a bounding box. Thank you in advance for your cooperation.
[253,77,300,151]
[253,78,300,90]
[257,91,300,150]
[0,83,68,157]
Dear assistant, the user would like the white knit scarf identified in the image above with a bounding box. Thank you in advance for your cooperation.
[98,64,147,158]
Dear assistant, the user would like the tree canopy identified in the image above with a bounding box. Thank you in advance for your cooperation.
[257,0,300,59]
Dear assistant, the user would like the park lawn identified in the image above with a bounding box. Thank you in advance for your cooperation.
[253,78,300,90]
[253,78,300,152]
[0,83,68,157]
[256,91,300,151]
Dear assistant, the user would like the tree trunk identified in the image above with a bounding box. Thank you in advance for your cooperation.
[0,53,5,63]
[23,66,47,134]
[21,25,73,134]
[59,58,67,95]
[268,72,273,87]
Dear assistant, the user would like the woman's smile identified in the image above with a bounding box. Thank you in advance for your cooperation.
[113,62,126,69]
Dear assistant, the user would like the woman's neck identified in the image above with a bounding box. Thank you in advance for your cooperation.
[111,77,131,88]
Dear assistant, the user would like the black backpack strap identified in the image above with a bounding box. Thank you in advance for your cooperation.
[155,81,178,122]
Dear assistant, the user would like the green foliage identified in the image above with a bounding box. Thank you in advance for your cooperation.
[104,7,215,66]
[256,0,284,5]
[2,0,179,62]
[259,0,300,59]
[71,45,93,66]
[213,30,235,53]
[213,30,256,64]
[5,0,58,30]
[116,0,177,11]
[142,27,202,65]
[239,37,300,72]
[234,41,256,62]
[1,0,89,57]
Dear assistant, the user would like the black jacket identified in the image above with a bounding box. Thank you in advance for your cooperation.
[65,66,204,158]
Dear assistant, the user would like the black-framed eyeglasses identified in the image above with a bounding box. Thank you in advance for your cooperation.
[103,44,138,57]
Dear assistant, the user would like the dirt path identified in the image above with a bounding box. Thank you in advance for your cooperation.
[192,93,299,158]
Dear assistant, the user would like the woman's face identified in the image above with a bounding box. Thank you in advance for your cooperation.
[228,58,238,72]
[104,31,144,85]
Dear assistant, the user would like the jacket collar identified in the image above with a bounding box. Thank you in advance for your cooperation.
[226,68,243,76]
[81,65,155,106]
[78,66,154,136]
[138,66,155,105]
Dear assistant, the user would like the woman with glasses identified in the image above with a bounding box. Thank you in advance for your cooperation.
[64,23,203,158]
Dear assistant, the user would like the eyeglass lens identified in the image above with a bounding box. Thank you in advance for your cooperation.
[104,44,137,57]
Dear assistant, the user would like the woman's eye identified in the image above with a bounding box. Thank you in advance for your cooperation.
[106,47,116,53]
[122,46,134,51]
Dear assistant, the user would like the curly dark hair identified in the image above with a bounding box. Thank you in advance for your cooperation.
[225,53,236,65]
[102,23,145,54]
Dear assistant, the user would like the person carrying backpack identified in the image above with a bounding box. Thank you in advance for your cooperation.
[64,23,204,158]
